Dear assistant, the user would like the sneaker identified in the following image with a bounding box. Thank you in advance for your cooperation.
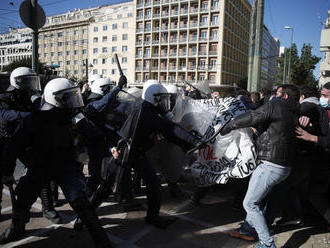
[229,228,256,241]
[253,241,276,248]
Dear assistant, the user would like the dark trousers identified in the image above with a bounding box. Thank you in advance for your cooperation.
[15,166,86,212]
[130,154,161,218]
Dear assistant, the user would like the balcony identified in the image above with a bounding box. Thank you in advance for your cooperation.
[169,38,177,43]
[208,65,217,70]
[152,40,160,44]
[152,53,159,57]
[178,52,187,56]
[137,3,143,8]
[135,66,142,71]
[137,28,144,33]
[154,0,161,5]
[199,37,208,42]
[171,11,179,16]
[200,22,208,27]
[160,66,168,71]
[189,51,197,56]
[209,51,217,56]
[190,8,198,14]
[137,15,143,20]
[144,54,151,58]
[144,40,151,45]
[188,66,196,70]
[170,25,178,29]
[161,39,168,44]
[151,66,159,71]
[162,0,169,4]
[179,38,187,43]
[180,9,188,15]
[169,52,177,57]
[169,65,176,70]
[143,66,150,70]
[161,12,169,17]
[201,7,209,13]
[198,66,207,70]
[198,51,207,56]
[136,54,143,58]
[161,26,168,31]
[153,13,160,18]
[211,21,219,26]
[190,23,198,28]
[210,36,219,41]
[178,66,187,70]
[136,40,143,46]
[161,53,168,56]
[180,24,188,29]
[145,1,152,7]
[211,5,220,11]
[144,28,151,32]
[153,27,160,32]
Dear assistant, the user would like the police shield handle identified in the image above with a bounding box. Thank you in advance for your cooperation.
[187,117,232,154]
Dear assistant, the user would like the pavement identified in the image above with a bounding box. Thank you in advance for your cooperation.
[0,164,329,248]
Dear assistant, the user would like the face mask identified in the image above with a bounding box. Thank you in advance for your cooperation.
[319,97,330,108]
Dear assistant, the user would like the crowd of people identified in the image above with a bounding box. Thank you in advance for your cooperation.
[0,66,329,248]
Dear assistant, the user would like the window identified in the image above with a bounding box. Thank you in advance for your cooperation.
[102,47,107,53]
[112,23,118,30]
[93,59,98,64]
[127,13,133,17]
[102,36,107,42]
[111,69,116,75]
[74,40,78,45]
[94,26,98,32]
[122,34,128,40]
[74,50,78,55]
[44,44,47,48]
[102,58,106,64]
[66,51,70,55]
[57,32,63,37]
[74,30,78,35]
[112,35,117,41]
[66,61,70,65]
[58,42,63,46]
[122,46,128,52]
[111,58,116,64]
[50,43,54,47]
[93,48,98,54]
[81,39,87,44]
[66,41,70,45]
[82,29,87,34]
[58,61,63,66]
[74,70,78,74]
[93,69,98,74]
[51,52,54,56]
[122,22,128,29]
[103,25,108,31]
[82,49,87,54]
[112,46,117,52]
[117,14,122,19]
[44,53,47,57]
[122,57,127,63]
[93,37,98,43]
[102,69,107,75]
[58,52,62,56]
[74,60,78,65]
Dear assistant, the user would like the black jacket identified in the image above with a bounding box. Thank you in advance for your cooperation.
[221,98,300,167]
[121,101,199,153]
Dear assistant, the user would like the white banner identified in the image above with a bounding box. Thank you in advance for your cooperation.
[174,97,257,186]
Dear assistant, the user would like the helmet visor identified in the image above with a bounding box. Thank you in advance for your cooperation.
[15,75,41,92]
[154,93,171,113]
[54,87,84,108]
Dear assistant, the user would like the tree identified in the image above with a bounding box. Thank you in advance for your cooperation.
[276,43,321,87]
[2,58,45,74]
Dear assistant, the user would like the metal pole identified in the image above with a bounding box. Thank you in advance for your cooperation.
[247,0,257,91]
[31,0,38,74]
[287,29,294,84]
[282,48,287,84]
[85,58,88,82]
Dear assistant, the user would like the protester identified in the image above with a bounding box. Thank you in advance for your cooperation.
[221,84,300,248]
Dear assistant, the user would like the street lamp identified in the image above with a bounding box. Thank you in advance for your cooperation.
[284,26,294,84]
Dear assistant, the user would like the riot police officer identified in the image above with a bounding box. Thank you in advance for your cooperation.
[0,78,112,248]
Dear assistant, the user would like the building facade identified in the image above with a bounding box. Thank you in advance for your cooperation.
[320,10,330,87]
[0,27,32,72]
[260,27,279,90]
[88,2,135,83]
[134,0,251,86]
[38,8,95,80]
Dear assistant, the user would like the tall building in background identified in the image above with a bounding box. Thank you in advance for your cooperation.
[89,2,135,83]
[134,0,251,87]
[38,8,95,80]
[320,10,330,87]
[260,26,280,90]
[0,27,32,71]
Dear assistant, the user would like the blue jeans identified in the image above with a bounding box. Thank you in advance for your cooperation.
[241,160,291,246]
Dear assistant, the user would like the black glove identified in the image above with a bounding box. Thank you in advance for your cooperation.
[118,75,127,89]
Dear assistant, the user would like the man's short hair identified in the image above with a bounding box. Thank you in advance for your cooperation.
[323,82,330,90]
[281,84,300,102]
[299,85,319,98]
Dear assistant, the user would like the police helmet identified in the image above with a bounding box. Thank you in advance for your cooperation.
[8,67,41,92]
[142,80,171,113]
[41,78,84,110]
[90,78,114,96]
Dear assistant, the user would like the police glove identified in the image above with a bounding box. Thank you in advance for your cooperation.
[1,175,16,186]
[118,75,127,89]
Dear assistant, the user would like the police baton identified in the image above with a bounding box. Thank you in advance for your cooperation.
[8,184,17,210]
[187,117,232,154]
[114,53,124,77]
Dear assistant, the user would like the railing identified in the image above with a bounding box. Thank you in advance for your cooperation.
[179,38,187,43]
[201,7,209,12]
[152,40,160,44]
[170,25,178,29]
[180,24,188,29]
[135,66,142,71]
[169,52,177,56]
[178,52,187,56]
[180,9,188,14]
[169,38,177,43]
[211,21,219,26]
[136,54,143,58]
[199,37,208,42]
[144,40,151,45]
[189,37,197,42]
[209,51,217,55]
[137,15,143,20]
[136,40,143,45]
[198,51,207,55]
[153,27,160,31]
[137,28,143,33]
[171,11,179,16]
[144,54,151,58]
[190,23,198,28]
[189,51,197,56]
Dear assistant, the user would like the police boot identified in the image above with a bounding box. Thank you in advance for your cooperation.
[70,197,113,248]
[145,215,178,229]
[0,209,28,244]
[40,186,62,224]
